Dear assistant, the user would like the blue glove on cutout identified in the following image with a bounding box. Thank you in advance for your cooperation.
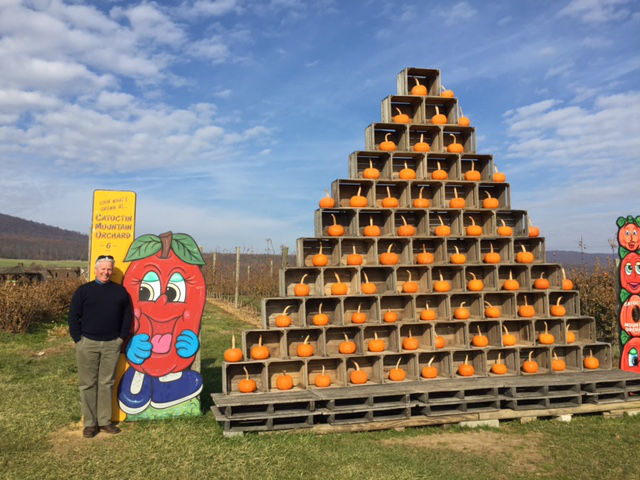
[126,333,152,365]
[176,330,199,358]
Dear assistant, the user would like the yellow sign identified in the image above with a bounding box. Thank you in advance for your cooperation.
[89,190,136,284]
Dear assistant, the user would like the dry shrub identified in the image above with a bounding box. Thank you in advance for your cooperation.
[0,277,83,333]
[569,260,618,344]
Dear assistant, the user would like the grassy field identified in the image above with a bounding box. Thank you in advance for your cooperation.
[0,258,86,269]
[1,304,638,480]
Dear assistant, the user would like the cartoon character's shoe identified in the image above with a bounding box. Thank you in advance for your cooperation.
[118,369,151,414]
[150,370,203,409]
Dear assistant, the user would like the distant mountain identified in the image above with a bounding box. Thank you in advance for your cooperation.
[546,250,616,269]
[0,213,88,260]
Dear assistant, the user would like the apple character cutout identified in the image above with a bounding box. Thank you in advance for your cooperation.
[617,216,640,257]
[118,231,206,414]
[621,337,640,373]
[620,252,640,296]
[620,295,640,338]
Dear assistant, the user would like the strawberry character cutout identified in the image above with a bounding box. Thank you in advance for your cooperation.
[616,216,640,257]
[118,232,206,415]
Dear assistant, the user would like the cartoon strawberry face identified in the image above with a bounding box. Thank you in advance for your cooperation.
[620,295,640,337]
[620,252,640,295]
[123,232,206,377]
[619,222,640,252]
[621,337,640,373]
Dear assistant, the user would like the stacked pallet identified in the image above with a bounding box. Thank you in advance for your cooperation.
[211,67,627,434]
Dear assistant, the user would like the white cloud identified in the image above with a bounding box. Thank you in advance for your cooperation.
[558,0,633,23]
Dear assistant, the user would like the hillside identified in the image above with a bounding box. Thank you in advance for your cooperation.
[0,213,88,260]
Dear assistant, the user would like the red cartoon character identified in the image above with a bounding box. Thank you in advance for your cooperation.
[621,337,640,373]
[118,232,206,414]
[620,252,640,296]
[620,295,640,337]
[617,216,640,256]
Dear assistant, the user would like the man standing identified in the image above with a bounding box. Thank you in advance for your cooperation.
[68,255,132,438]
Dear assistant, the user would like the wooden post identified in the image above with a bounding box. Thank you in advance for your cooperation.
[269,258,273,277]
[234,247,240,308]
[281,245,289,269]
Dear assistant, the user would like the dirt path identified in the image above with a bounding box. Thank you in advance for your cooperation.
[206,298,262,327]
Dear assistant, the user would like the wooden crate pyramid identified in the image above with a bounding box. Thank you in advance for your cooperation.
[212,67,639,434]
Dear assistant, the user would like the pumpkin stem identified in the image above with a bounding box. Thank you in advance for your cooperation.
[544,321,549,334]
[528,351,533,362]
[589,349,594,358]
[556,296,563,306]
[553,352,559,360]
[409,329,413,338]
[449,133,457,144]
[454,245,460,255]
[352,245,357,254]
[470,272,477,281]
[428,356,435,366]
[386,186,392,198]
[282,305,291,315]
[485,301,491,308]
[369,216,374,226]
[258,335,263,347]
[243,366,249,379]
[434,105,440,115]
[318,302,323,314]
[469,216,476,226]
[439,272,444,282]
[470,161,475,171]
[334,272,341,283]
[477,325,482,336]
[231,335,236,349]
[497,352,502,364]
[322,365,326,376]
[489,243,495,253]
[508,270,513,280]
[395,358,402,370]
[387,243,394,254]
[419,133,425,143]
[425,301,430,309]
[436,161,442,171]
[343,333,349,342]
[300,273,308,285]
[485,191,492,199]
[502,325,510,335]
[523,295,529,306]
[414,78,421,87]
[521,244,527,253]
[324,189,331,198]
[454,187,459,198]
[464,354,469,365]
[384,132,391,142]
[401,215,408,226]
[406,269,412,282]
[460,301,466,308]
[561,267,567,280]
[303,335,310,345]
[404,161,409,170]
[318,243,323,255]
[363,271,370,283]
[438,215,444,226]
[353,361,361,371]
[528,217,534,227]
[357,303,362,313]
[330,214,338,226]
[395,107,402,116]
[368,159,373,169]
[356,186,361,196]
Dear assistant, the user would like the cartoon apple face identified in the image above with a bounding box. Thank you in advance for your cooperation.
[618,222,640,252]
[620,295,640,337]
[123,232,206,377]
[621,337,640,373]
[620,252,640,295]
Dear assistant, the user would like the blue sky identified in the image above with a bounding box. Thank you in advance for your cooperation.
[0,0,638,254]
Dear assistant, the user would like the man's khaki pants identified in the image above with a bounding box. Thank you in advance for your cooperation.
[75,337,123,427]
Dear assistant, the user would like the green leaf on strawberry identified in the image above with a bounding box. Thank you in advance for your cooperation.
[621,330,630,345]
[124,234,162,262]
[172,233,205,265]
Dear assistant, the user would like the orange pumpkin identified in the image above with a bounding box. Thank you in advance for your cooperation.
[467,272,484,291]
[383,310,398,323]
[533,272,550,290]
[420,301,437,321]
[551,352,566,372]
[351,303,367,324]
[223,335,243,362]
[368,331,386,352]
[275,305,292,328]
[457,105,470,127]
[584,350,600,369]
[346,245,363,266]
[538,321,555,345]
[454,301,470,320]
[434,215,451,237]
[402,270,419,293]
[431,105,447,125]
[522,351,539,374]
[381,186,399,208]
[416,244,435,265]
[440,85,454,97]
[296,335,314,357]
[457,355,475,377]
[350,186,368,208]
[493,166,506,183]
[312,303,329,326]
[363,217,381,237]
[502,325,517,346]
[276,370,294,390]
[413,133,430,153]
[484,301,500,318]
[411,77,428,96]
[472,325,489,347]
[446,133,464,153]
[566,324,576,344]
[379,132,397,152]
[482,191,499,209]
[450,245,466,264]
[312,244,329,267]
[363,159,380,180]
[434,327,446,349]
[433,273,451,292]
[250,335,270,360]
[413,186,430,208]
[518,296,536,318]
[350,361,368,384]
[528,218,540,238]
[550,297,566,317]
[449,187,466,208]
[421,356,438,378]
[314,365,332,388]
[397,215,416,237]
[497,219,513,237]
[238,367,257,393]
[389,358,407,382]
[466,216,483,236]
[398,161,416,180]
[464,162,481,181]
[483,243,501,264]
[516,244,534,264]
[491,353,507,375]
[432,161,448,180]
[402,329,419,350]
[327,214,345,237]
[503,271,520,291]
[361,271,377,294]
[393,107,410,124]
[339,333,357,354]
[331,272,348,295]
[561,268,574,290]
[379,243,399,265]
[318,190,335,208]
[294,274,310,297]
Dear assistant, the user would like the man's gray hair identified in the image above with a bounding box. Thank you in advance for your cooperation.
[95,256,115,268]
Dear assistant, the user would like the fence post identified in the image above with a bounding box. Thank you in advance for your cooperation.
[234,247,240,308]
[281,245,289,269]
[269,258,273,277]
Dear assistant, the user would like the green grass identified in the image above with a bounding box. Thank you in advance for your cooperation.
[1,305,638,480]
[0,258,86,268]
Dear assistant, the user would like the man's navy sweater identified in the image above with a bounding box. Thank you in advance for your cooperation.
[68,281,133,343]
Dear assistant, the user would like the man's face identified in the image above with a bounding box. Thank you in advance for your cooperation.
[95,260,114,283]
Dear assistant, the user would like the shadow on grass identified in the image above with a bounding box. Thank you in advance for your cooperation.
[200,356,222,412]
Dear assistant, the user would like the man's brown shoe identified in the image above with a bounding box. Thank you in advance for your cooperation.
[83,426,98,438]
[99,424,121,434]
